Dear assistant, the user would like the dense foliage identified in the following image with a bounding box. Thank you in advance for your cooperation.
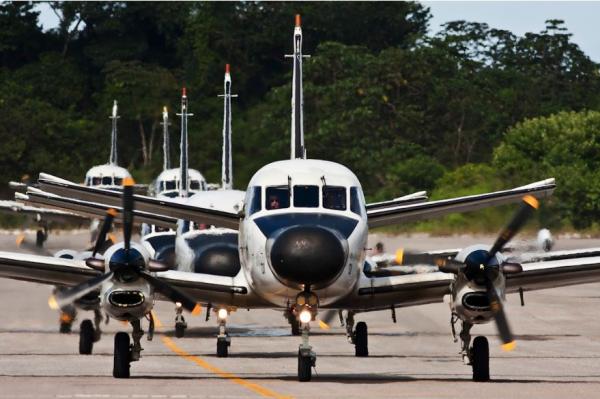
[1,2,599,231]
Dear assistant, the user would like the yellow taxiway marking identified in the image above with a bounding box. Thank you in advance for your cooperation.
[155,313,292,399]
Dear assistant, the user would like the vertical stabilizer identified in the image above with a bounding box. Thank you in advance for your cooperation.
[176,88,193,198]
[286,14,309,159]
[219,64,238,190]
[109,100,119,165]
[161,106,171,171]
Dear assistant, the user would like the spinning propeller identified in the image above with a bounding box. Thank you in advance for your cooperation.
[436,195,539,351]
[48,177,201,315]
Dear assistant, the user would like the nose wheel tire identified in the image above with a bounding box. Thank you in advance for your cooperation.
[471,336,490,382]
[217,337,230,357]
[290,319,300,336]
[79,319,95,355]
[175,322,186,338]
[113,332,131,378]
[298,351,313,382]
[36,230,46,248]
[59,321,72,334]
[354,321,368,357]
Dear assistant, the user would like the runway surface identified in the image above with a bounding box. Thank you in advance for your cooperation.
[1,231,600,398]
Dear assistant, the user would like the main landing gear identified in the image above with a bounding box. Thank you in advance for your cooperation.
[113,315,154,378]
[79,308,103,355]
[344,311,368,357]
[456,319,489,381]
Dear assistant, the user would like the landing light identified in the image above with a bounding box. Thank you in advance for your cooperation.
[299,309,312,324]
[217,308,228,320]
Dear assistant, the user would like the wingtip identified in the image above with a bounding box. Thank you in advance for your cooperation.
[225,63,230,74]
[295,14,301,27]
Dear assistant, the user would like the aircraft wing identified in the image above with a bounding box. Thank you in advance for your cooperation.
[366,191,428,211]
[0,250,265,308]
[18,189,177,230]
[0,251,98,286]
[0,199,87,225]
[38,173,240,230]
[339,251,600,311]
[367,178,556,228]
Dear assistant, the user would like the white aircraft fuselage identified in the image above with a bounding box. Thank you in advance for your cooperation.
[240,159,368,307]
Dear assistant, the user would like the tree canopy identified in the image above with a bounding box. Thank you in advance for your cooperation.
[1,2,599,231]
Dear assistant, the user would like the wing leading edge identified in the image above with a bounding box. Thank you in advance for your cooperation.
[367,178,555,228]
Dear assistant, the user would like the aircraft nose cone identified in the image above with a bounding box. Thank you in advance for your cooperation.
[269,226,346,286]
[194,245,241,277]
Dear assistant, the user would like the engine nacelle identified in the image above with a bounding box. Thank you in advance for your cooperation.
[451,244,507,324]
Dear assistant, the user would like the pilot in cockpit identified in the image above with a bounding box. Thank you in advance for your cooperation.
[268,195,281,210]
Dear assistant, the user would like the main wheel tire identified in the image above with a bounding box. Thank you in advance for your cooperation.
[175,323,185,338]
[36,230,45,248]
[113,332,131,378]
[217,339,229,357]
[290,319,300,336]
[472,336,490,382]
[79,319,95,355]
[298,351,312,382]
[354,321,368,357]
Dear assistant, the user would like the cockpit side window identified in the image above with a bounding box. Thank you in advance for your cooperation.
[350,187,365,216]
[190,180,200,190]
[92,177,102,186]
[265,186,290,210]
[102,176,112,185]
[293,185,319,208]
[323,186,347,211]
[114,177,123,186]
[247,186,262,215]
[165,180,176,190]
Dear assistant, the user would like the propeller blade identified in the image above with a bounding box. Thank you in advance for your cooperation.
[139,271,201,315]
[436,257,465,274]
[122,177,135,250]
[92,208,117,257]
[395,249,441,266]
[48,271,113,310]
[484,274,515,350]
[318,310,337,330]
[487,195,539,260]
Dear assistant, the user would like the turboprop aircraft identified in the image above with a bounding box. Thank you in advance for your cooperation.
[2,16,599,383]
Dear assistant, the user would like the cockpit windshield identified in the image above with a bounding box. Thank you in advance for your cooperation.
[293,185,319,208]
[102,176,112,185]
[265,186,290,210]
[323,186,346,211]
[165,180,177,191]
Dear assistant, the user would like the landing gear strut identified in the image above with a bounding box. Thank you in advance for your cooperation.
[216,308,230,357]
[297,315,316,381]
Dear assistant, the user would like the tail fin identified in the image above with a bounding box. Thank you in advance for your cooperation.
[177,88,193,198]
[285,14,310,159]
[219,64,238,190]
[161,106,171,170]
[109,100,119,165]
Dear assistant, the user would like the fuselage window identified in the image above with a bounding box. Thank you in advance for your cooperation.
[102,176,112,185]
[350,187,365,216]
[190,180,201,190]
[114,177,123,186]
[293,185,319,208]
[266,186,290,210]
[92,177,102,186]
[247,186,262,215]
[165,180,177,190]
[323,186,347,211]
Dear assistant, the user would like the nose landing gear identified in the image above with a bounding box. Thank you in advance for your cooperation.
[294,290,318,381]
